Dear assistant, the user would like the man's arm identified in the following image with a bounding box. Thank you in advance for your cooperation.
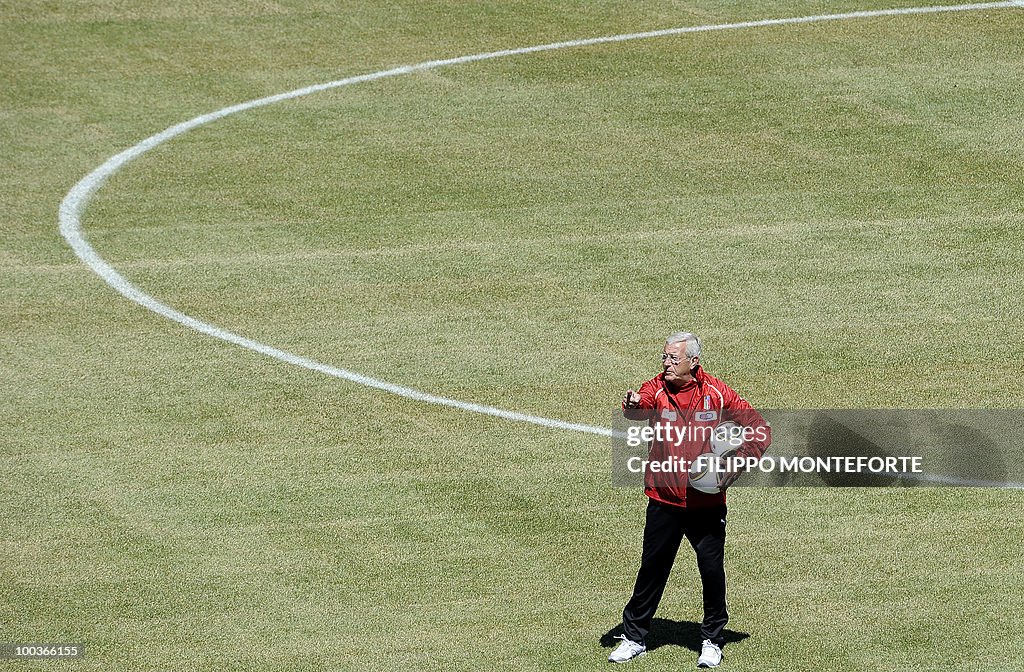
[622,377,659,420]
[720,384,771,488]
[720,386,771,459]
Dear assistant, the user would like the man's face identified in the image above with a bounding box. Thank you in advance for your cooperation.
[661,341,693,384]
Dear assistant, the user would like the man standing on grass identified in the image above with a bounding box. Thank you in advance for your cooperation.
[608,332,769,668]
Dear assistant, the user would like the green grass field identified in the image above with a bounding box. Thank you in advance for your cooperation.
[3,1,1024,670]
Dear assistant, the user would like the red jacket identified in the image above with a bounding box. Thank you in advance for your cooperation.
[623,366,770,508]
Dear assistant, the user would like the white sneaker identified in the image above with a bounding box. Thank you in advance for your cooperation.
[697,639,722,668]
[608,635,646,663]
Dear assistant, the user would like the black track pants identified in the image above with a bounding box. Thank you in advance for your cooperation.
[621,499,728,647]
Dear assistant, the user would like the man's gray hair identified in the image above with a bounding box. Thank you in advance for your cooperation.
[666,331,701,360]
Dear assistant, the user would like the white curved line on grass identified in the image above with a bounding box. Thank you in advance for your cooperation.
[60,1,1020,441]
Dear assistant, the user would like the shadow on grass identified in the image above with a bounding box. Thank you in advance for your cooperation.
[600,619,749,653]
